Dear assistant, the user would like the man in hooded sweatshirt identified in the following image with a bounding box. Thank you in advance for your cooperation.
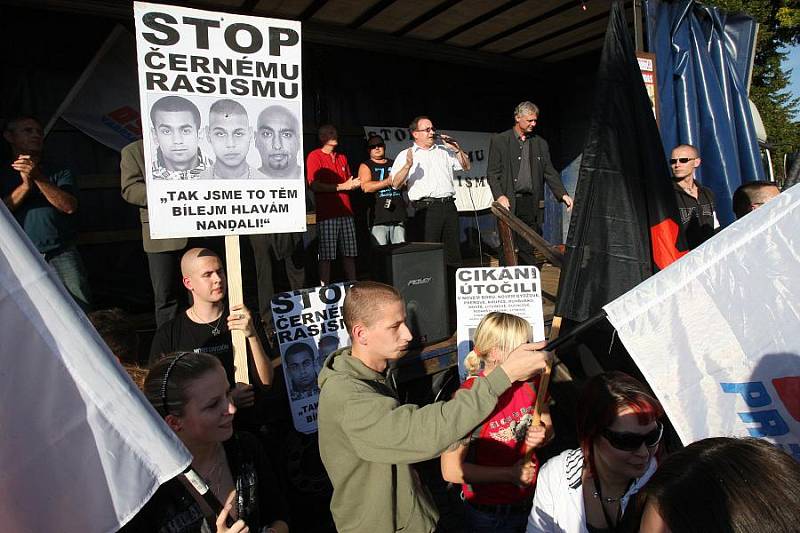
[317,281,550,532]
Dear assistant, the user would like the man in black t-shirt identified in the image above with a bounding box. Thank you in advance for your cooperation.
[670,144,719,249]
[358,135,407,246]
[150,248,274,408]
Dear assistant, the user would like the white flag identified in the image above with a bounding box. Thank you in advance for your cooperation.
[47,25,141,151]
[604,184,800,457]
[0,203,191,532]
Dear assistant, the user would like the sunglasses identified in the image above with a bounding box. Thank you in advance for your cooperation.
[669,157,696,164]
[601,422,663,451]
[369,144,385,149]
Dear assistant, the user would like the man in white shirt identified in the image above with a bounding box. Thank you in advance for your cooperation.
[390,116,470,265]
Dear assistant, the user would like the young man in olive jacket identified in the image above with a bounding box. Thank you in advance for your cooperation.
[317,281,550,532]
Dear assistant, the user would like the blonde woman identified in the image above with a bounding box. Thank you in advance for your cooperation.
[442,312,554,532]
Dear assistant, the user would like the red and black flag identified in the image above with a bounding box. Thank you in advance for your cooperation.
[555,0,687,323]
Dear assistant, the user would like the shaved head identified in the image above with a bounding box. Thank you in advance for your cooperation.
[673,144,699,158]
[255,105,300,177]
[343,281,403,333]
[180,248,226,304]
[209,99,247,121]
[733,181,780,218]
[180,248,221,277]
[258,105,297,131]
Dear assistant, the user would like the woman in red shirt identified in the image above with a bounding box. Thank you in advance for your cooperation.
[441,312,554,532]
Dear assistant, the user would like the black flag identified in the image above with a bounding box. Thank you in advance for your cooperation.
[555,1,687,323]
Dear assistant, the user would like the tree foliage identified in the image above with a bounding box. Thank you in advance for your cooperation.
[704,0,800,181]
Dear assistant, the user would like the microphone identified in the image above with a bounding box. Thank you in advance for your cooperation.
[434,132,459,144]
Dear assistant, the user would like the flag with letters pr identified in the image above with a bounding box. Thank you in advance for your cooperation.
[555,1,687,322]
[0,201,190,532]
[604,185,800,452]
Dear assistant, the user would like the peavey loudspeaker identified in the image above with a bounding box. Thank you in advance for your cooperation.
[373,242,450,346]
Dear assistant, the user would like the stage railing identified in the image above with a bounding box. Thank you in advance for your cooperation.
[490,201,564,268]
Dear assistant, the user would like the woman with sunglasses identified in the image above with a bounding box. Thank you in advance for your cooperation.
[122,352,290,533]
[527,371,663,533]
[441,312,554,533]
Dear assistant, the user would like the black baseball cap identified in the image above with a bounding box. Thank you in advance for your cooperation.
[367,135,385,148]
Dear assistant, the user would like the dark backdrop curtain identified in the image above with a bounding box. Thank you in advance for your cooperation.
[646,0,764,225]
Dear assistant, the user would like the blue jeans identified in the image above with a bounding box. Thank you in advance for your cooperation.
[463,502,529,533]
[45,243,92,312]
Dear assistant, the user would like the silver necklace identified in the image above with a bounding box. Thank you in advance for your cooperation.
[592,490,624,503]
[198,445,227,498]
[192,307,224,336]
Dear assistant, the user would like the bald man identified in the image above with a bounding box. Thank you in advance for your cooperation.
[149,248,273,408]
[254,104,302,179]
[200,99,266,179]
[732,181,780,219]
[670,144,718,249]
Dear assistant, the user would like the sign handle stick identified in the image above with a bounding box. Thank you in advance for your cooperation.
[177,468,234,528]
[225,235,249,384]
[522,316,561,464]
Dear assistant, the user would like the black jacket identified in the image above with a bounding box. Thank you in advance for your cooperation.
[487,128,568,218]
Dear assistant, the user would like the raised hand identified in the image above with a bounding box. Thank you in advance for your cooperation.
[230,382,255,408]
[228,304,255,338]
[499,342,551,383]
[524,422,548,449]
[216,490,250,533]
[509,457,537,487]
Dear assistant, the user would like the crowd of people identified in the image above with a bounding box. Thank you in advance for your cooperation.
[2,102,795,533]
[88,280,800,532]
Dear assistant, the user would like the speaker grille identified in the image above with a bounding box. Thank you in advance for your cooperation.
[373,242,449,346]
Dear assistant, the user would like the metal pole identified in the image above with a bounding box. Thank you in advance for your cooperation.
[633,0,644,51]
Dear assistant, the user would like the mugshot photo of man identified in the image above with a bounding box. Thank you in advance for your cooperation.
[285,341,320,400]
[315,334,340,374]
[149,95,211,180]
[254,104,302,179]
[200,99,266,180]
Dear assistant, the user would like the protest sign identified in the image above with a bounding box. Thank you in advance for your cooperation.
[455,266,545,380]
[271,282,354,433]
[363,126,493,212]
[604,184,800,454]
[0,202,190,532]
[134,2,306,239]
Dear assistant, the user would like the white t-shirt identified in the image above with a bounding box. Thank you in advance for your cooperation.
[390,143,462,201]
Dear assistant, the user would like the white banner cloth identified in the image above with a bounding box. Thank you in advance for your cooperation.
[363,126,493,211]
[46,25,142,151]
[604,185,800,455]
[0,204,191,532]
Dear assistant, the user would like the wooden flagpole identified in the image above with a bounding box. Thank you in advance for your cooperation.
[225,235,249,384]
[522,316,561,463]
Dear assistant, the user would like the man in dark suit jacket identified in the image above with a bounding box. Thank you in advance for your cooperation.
[487,101,572,265]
